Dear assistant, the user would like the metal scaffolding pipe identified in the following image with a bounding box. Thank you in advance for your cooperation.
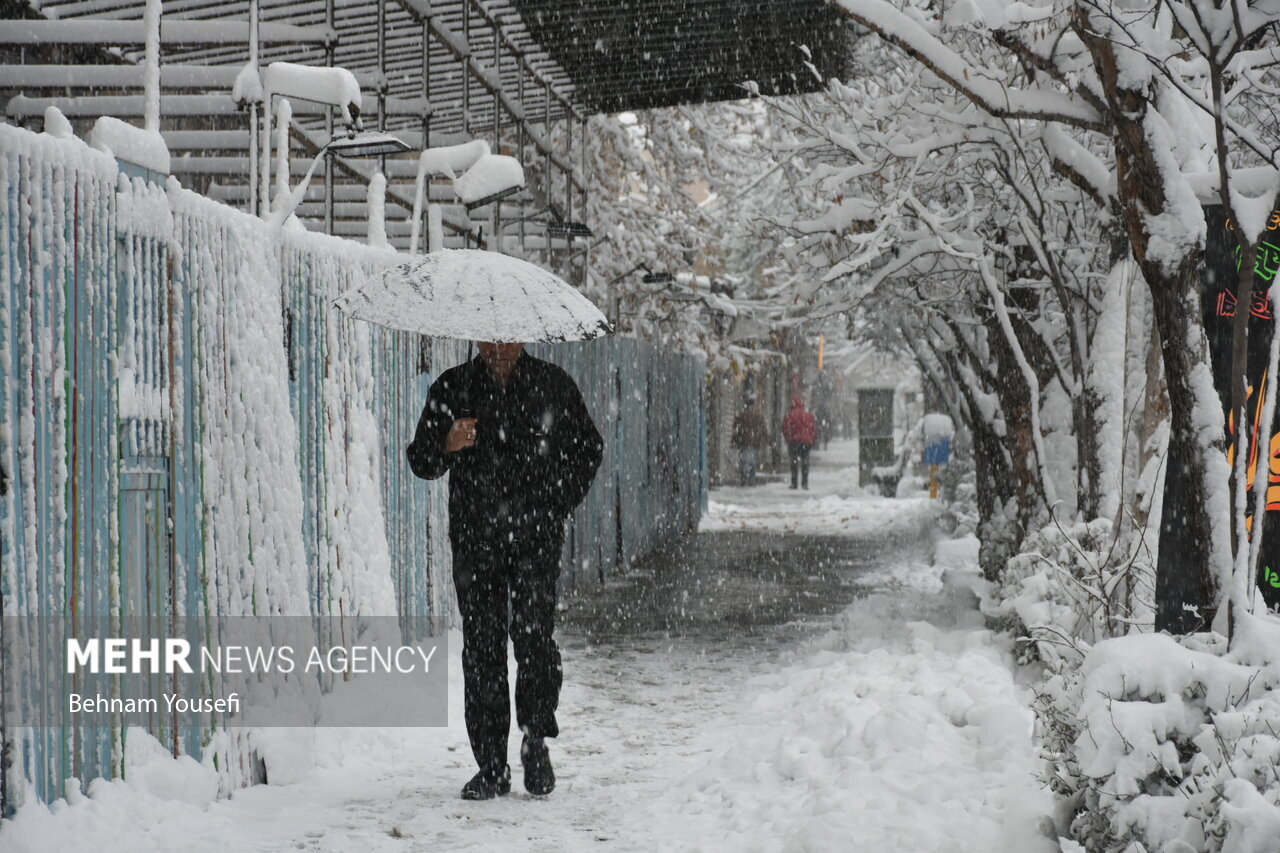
[248,0,260,216]
[461,0,471,134]
[492,14,500,151]
[391,0,583,190]
[377,0,388,174]
[324,0,335,233]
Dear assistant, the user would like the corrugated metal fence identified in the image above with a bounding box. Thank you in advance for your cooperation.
[0,124,706,814]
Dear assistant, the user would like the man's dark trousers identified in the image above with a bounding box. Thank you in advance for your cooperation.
[454,537,562,774]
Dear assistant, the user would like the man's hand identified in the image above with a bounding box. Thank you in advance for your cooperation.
[445,418,479,453]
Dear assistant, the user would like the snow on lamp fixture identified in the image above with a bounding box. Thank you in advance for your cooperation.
[259,61,367,217]
[409,140,527,253]
[463,186,525,210]
[453,148,526,210]
[325,130,413,159]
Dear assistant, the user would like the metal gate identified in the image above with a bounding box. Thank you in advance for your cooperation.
[116,173,179,750]
[858,388,895,486]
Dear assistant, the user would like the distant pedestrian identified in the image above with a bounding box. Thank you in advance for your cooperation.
[781,396,818,490]
[731,397,769,486]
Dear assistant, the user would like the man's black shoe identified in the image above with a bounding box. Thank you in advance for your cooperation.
[521,736,555,795]
[460,765,511,800]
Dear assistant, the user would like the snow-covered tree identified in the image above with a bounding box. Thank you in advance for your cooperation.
[752,28,1120,582]
[786,0,1280,635]
[584,104,810,359]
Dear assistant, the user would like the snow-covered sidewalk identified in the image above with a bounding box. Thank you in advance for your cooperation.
[700,438,934,538]
[3,441,1053,852]
[647,537,1056,852]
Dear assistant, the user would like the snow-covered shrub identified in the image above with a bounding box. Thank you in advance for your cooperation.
[1036,624,1280,853]
[938,461,978,538]
[983,519,1155,669]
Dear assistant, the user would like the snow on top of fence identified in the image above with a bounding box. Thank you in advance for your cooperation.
[89,115,170,175]
[42,105,74,140]
[0,118,116,185]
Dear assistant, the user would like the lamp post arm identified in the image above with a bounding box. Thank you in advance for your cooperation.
[409,140,490,253]
[419,139,488,176]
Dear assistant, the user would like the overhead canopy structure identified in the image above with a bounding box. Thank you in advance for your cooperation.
[0,0,849,253]
[510,0,848,113]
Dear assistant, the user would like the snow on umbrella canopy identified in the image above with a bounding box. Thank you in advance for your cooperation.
[334,249,613,343]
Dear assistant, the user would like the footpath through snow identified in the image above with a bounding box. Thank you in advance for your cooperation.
[2,440,1055,852]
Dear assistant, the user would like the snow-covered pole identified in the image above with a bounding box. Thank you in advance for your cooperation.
[247,0,260,216]
[367,172,389,248]
[273,98,292,212]
[260,90,273,218]
[408,170,446,255]
[143,0,161,133]
[409,166,427,253]
[324,0,336,234]
[259,53,273,219]
[428,205,443,254]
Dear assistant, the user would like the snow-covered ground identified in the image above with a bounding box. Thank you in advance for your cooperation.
[650,542,1056,852]
[701,439,934,538]
[2,442,1053,853]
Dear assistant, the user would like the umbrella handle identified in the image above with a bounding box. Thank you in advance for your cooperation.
[458,341,476,419]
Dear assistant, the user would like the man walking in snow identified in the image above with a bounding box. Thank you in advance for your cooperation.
[781,396,818,490]
[407,341,603,800]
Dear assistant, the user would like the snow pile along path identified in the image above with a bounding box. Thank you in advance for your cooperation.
[651,535,1057,853]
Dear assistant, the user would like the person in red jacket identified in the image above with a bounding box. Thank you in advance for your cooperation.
[781,396,818,490]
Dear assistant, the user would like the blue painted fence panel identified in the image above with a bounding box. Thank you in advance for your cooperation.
[0,123,707,815]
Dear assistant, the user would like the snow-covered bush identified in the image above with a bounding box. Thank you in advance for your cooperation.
[938,461,978,538]
[1036,625,1280,853]
[983,519,1155,669]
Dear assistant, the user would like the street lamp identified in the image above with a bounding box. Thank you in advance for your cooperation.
[324,129,413,159]
[409,140,525,253]
[545,219,594,239]
[255,61,418,228]
[259,61,366,217]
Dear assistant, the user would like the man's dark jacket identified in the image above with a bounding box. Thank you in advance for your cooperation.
[407,353,604,551]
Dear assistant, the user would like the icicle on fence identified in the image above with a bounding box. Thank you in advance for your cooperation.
[0,122,707,813]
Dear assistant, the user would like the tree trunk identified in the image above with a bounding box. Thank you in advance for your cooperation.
[1075,388,1103,520]
[1148,258,1222,632]
[987,313,1043,535]
[942,337,1025,582]
[973,414,1023,583]
[1080,16,1224,632]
